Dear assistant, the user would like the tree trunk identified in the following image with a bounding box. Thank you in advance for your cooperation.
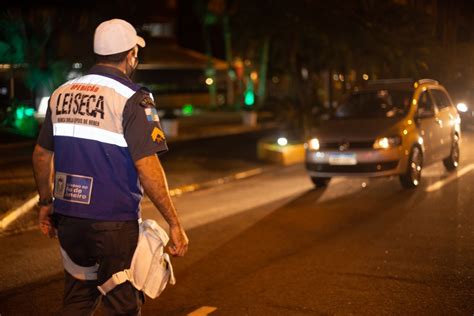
[202,23,217,107]
[256,36,270,108]
[223,15,234,106]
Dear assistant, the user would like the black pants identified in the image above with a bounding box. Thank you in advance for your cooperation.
[56,214,144,316]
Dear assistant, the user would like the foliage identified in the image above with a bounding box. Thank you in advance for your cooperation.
[231,0,438,136]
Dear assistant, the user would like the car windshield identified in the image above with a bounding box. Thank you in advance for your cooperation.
[333,90,413,119]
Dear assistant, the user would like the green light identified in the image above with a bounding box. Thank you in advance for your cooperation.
[25,108,35,116]
[12,105,39,137]
[16,107,24,120]
[244,90,255,106]
[182,104,194,116]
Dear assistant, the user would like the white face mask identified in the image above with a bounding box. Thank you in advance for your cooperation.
[126,48,139,77]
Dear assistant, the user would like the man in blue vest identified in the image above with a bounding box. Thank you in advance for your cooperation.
[32,18,189,315]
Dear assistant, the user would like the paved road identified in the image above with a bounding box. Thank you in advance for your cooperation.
[1,132,474,315]
[0,129,276,232]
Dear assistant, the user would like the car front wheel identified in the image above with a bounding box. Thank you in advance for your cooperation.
[443,134,460,171]
[399,146,423,189]
[311,177,331,188]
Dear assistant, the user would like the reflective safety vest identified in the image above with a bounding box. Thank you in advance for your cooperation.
[49,72,144,220]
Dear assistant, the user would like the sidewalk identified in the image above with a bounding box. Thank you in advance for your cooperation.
[0,110,277,145]
[0,110,280,235]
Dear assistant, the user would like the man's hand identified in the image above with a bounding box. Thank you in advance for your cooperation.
[38,205,56,238]
[135,155,189,257]
[32,144,55,238]
[168,224,189,257]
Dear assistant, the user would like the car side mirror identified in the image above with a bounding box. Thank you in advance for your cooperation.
[416,107,435,119]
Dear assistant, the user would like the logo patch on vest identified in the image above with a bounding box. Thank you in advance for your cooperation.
[151,127,165,142]
[54,172,93,205]
[140,97,155,108]
[145,107,160,122]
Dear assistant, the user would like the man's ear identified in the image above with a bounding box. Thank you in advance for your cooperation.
[126,49,134,62]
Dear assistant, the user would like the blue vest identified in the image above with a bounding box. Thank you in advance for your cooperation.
[50,72,143,221]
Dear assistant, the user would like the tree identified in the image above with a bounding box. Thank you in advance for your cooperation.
[231,0,438,137]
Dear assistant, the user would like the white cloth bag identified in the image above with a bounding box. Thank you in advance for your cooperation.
[97,219,176,299]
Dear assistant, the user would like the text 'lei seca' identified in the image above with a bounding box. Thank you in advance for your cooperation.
[55,84,105,119]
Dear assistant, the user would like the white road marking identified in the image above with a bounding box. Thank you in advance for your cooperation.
[425,164,474,192]
[0,194,38,230]
[187,306,218,316]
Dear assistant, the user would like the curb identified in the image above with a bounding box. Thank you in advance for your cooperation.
[0,140,36,150]
[0,166,276,233]
[166,122,279,144]
[168,166,271,197]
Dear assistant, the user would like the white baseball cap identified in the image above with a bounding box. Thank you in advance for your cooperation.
[94,19,146,55]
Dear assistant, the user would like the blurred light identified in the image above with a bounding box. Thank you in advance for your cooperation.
[13,105,38,137]
[307,138,320,151]
[277,137,288,146]
[0,64,11,69]
[301,67,309,80]
[362,74,369,80]
[250,71,258,81]
[414,82,419,88]
[0,87,7,95]
[403,129,408,135]
[217,94,225,105]
[373,136,401,149]
[205,77,214,85]
[362,182,367,188]
[15,107,24,120]
[332,74,339,81]
[244,90,255,106]
[376,138,389,149]
[339,74,345,82]
[72,63,83,69]
[272,76,280,84]
[412,99,417,105]
[228,69,236,80]
[244,59,251,66]
[418,137,424,145]
[407,119,413,125]
[25,108,35,116]
[67,70,82,80]
[182,104,194,116]
[37,97,50,117]
[456,102,468,113]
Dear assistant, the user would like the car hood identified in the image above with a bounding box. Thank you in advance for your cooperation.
[311,118,403,141]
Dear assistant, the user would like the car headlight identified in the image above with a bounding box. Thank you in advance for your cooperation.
[373,136,401,149]
[306,138,320,151]
[457,102,468,113]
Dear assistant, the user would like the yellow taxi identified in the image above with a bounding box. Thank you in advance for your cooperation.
[305,79,461,188]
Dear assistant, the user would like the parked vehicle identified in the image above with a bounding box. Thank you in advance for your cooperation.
[305,79,461,189]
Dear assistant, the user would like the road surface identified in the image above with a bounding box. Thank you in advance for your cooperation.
[1,132,474,315]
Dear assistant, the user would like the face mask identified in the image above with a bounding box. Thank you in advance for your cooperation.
[126,53,139,78]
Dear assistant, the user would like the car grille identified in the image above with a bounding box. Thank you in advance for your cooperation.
[319,141,374,150]
[306,161,399,173]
